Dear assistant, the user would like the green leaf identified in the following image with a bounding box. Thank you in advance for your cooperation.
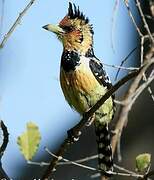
[17,122,41,160]
[136,153,151,172]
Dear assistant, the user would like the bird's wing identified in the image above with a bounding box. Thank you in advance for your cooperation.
[89,57,112,88]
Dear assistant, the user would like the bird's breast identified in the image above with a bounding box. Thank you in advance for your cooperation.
[60,60,102,113]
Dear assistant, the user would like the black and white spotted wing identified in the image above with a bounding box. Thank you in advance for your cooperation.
[89,57,112,88]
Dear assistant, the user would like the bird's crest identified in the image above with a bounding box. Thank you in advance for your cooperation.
[57,2,93,54]
[68,2,89,24]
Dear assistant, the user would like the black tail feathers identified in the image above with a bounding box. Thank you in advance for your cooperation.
[95,123,113,172]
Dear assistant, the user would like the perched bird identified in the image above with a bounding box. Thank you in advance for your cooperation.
[43,2,115,174]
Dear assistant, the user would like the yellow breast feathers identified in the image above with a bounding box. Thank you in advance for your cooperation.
[60,56,107,113]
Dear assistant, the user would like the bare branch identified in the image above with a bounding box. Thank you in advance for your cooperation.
[140,34,154,103]
[28,160,49,167]
[0,120,9,180]
[114,164,137,175]
[147,86,154,102]
[91,170,143,179]
[59,155,98,165]
[115,47,137,80]
[0,0,37,48]
[135,0,154,43]
[131,74,154,104]
[111,58,154,155]
[103,62,138,71]
[29,152,144,179]
[123,0,143,37]
[45,147,97,171]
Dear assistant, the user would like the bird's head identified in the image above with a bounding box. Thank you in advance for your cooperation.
[43,2,94,55]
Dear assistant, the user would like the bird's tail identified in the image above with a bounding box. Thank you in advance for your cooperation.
[95,123,113,173]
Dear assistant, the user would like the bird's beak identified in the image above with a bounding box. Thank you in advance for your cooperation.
[42,24,64,35]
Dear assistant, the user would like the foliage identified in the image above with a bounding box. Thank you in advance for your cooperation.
[136,153,151,173]
[17,122,41,160]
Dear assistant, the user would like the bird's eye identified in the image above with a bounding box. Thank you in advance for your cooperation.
[62,26,73,32]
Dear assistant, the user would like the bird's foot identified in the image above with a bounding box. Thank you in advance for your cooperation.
[86,113,95,126]
[67,128,81,144]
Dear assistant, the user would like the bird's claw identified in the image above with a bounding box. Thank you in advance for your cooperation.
[67,129,81,143]
[85,114,95,126]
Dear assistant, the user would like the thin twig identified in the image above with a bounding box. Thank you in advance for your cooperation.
[140,35,154,102]
[114,164,137,175]
[123,0,143,37]
[45,148,114,178]
[27,154,98,167]
[115,47,137,80]
[45,147,97,171]
[58,156,140,178]
[0,0,36,48]
[111,58,154,156]
[28,160,49,167]
[59,155,98,165]
[131,74,154,105]
[103,62,138,71]
[135,0,154,43]
[29,155,135,175]
[29,151,144,179]
[147,86,154,102]
[46,150,144,179]
[145,15,154,20]
[91,171,143,179]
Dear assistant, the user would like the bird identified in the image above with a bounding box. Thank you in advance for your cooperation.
[43,2,115,174]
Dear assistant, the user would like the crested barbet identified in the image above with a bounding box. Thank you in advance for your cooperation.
[43,2,115,174]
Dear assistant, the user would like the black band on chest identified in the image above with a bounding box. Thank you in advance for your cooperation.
[61,51,80,72]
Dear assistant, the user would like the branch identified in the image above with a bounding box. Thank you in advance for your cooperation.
[0,121,9,157]
[140,35,154,103]
[123,0,143,37]
[115,47,137,80]
[144,170,154,179]
[0,120,9,180]
[135,0,154,43]
[124,0,154,104]
[45,147,97,172]
[0,0,37,48]
[111,58,154,155]
[91,172,143,179]
[29,151,144,179]
[41,69,141,180]
[102,62,138,71]
[131,74,154,104]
